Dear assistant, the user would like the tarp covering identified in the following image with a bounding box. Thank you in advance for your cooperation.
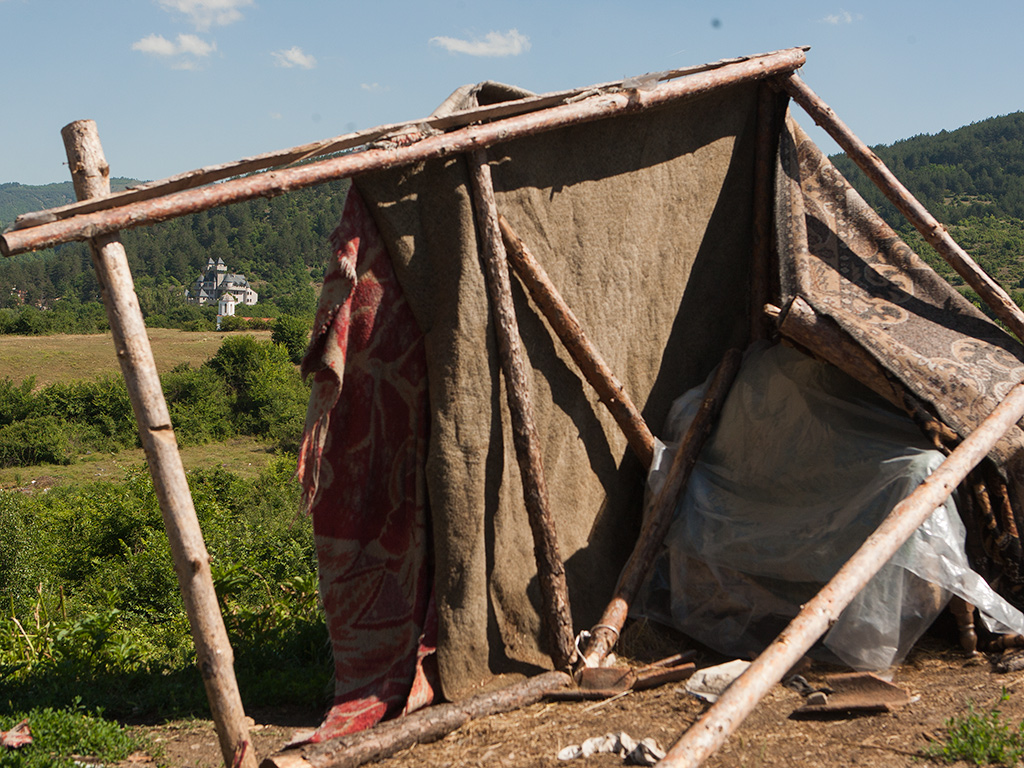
[777,121,1024,601]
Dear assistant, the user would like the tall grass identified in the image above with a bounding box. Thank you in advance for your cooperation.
[0,455,330,720]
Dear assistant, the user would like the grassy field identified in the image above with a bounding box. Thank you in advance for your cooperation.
[0,327,273,388]
[0,435,280,490]
[0,327,283,487]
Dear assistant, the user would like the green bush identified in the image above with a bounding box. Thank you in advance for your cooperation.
[0,378,40,427]
[0,416,70,467]
[928,689,1024,765]
[0,457,327,717]
[0,700,139,768]
[272,314,311,364]
[207,335,309,447]
[162,363,234,445]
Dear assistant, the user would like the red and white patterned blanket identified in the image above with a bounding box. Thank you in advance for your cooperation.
[298,187,437,740]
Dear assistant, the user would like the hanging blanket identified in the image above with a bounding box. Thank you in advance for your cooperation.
[298,187,437,740]
[353,82,762,699]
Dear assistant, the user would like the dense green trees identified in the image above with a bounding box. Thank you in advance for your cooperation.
[0,335,310,467]
[0,178,349,328]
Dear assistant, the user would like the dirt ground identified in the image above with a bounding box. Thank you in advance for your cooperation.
[112,626,1024,768]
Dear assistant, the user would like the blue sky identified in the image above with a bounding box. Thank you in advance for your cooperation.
[3,0,1023,186]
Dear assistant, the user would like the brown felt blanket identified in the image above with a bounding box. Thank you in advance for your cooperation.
[354,82,761,699]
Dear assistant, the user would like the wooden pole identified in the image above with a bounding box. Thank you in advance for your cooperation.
[777,296,908,411]
[468,148,576,672]
[750,85,787,342]
[497,215,656,468]
[2,48,808,258]
[777,72,1024,344]
[657,378,1024,768]
[8,49,809,233]
[262,671,572,768]
[62,120,256,768]
[579,349,743,669]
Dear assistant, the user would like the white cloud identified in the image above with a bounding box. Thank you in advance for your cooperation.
[132,33,178,56]
[157,0,252,31]
[429,29,530,57]
[820,10,861,24]
[132,33,217,66]
[361,82,386,92]
[270,112,283,120]
[176,33,216,56]
[271,46,317,69]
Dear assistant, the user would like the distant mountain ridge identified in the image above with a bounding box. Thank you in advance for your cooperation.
[829,111,1024,294]
[830,111,1024,226]
[0,178,139,230]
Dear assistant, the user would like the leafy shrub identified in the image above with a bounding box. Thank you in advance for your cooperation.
[0,378,39,427]
[0,699,139,768]
[207,335,309,447]
[0,416,70,467]
[272,314,311,364]
[163,363,234,445]
[928,689,1024,765]
[0,457,327,717]
[37,377,136,450]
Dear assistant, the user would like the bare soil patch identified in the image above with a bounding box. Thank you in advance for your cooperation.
[120,631,1024,768]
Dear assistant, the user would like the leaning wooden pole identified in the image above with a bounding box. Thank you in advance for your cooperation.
[580,349,743,669]
[749,84,787,342]
[2,47,807,258]
[498,215,656,468]
[264,671,572,768]
[778,72,1024,344]
[657,378,1024,768]
[468,149,576,671]
[62,121,257,768]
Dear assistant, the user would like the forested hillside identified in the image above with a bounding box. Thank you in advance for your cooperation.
[3,110,1023,328]
[0,178,136,227]
[0,178,350,326]
[829,111,1024,295]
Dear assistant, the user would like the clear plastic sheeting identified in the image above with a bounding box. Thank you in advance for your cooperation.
[640,343,1024,670]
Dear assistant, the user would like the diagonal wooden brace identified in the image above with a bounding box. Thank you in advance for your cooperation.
[467,147,576,672]
[62,120,256,768]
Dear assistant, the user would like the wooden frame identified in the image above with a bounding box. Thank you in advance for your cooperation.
[7,47,1017,768]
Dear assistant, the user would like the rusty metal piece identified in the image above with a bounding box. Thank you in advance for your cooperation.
[2,48,808,258]
[792,672,910,717]
[634,663,697,690]
[658,377,1024,768]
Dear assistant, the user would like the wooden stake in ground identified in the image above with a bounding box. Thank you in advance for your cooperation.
[579,349,743,669]
[778,72,1024,344]
[658,377,1024,768]
[497,215,656,468]
[468,148,576,672]
[62,120,257,768]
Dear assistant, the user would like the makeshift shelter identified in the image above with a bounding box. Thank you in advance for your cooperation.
[6,47,1024,768]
